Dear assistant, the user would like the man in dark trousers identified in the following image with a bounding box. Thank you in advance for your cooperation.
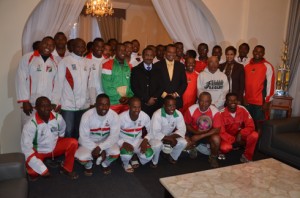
[131,47,163,117]
[155,44,187,109]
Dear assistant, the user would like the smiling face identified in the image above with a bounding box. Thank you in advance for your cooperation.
[39,38,55,56]
[165,46,176,61]
[164,98,176,115]
[95,97,110,116]
[252,46,265,62]
[225,49,236,63]
[226,95,238,113]
[132,40,140,53]
[103,44,112,58]
[125,43,133,58]
[185,57,195,72]
[92,40,104,58]
[116,45,126,61]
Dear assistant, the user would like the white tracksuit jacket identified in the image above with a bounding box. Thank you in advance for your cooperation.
[197,68,229,110]
[52,53,91,110]
[16,51,57,105]
[86,53,105,105]
[151,108,186,140]
[119,110,151,146]
[21,112,66,174]
[78,108,120,151]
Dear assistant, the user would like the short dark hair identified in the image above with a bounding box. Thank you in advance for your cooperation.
[142,47,153,56]
[156,44,166,50]
[128,97,141,106]
[225,92,238,101]
[54,32,66,40]
[212,45,222,51]
[96,93,110,102]
[32,41,41,51]
[35,96,50,107]
[42,36,54,42]
[255,45,265,52]
[175,42,183,46]
[108,38,118,44]
[225,46,237,55]
[131,39,140,44]
[239,43,250,51]
[166,44,176,50]
[164,95,176,105]
[93,37,104,43]
[185,49,197,58]
[198,43,208,50]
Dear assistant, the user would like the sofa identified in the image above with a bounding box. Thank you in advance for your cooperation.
[259,117,300,169]
[0,153,28,198]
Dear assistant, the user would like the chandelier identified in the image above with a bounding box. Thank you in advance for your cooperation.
[85,0,114,17]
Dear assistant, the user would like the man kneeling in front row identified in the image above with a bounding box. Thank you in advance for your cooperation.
[75,94,120,175]
[150,95,187,167]
[21,96,78,180]
[119,97,154,173]
[220,93,258,162]
[184,92,221,168]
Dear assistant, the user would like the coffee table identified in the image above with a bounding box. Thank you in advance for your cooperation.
[160,158,300,197]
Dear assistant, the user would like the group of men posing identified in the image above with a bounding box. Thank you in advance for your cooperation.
[16,32,275,180]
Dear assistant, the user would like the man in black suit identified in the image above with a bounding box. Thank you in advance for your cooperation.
[131,48,163,117]
[155,44,187,109]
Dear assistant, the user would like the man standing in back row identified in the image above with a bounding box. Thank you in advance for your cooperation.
[155,44,187,109]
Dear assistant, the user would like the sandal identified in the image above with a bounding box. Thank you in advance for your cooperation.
[60,167,79,180]
[103,166,112,175]
[130,160,140,169]
[123,164,134,173]
[84,168,93,176]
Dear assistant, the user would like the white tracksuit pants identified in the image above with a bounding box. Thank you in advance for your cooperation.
[75,143,119,168]
[119,139,154,168]
[149,137,187,165]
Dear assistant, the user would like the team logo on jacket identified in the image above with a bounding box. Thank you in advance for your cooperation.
[71,64,77,70]
[50,127,58,132]
[204,80,224,89]
[46,65,52,72]
[37,64,42,72]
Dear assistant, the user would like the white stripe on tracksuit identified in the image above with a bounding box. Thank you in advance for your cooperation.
[75,108,120,168]
[119,110,153,167]
[150,109,187,165]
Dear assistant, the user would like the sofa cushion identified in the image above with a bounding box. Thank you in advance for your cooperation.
[0,178,28,198]
[272,132,300,157]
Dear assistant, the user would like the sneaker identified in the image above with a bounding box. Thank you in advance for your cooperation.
[218,154,226,160]
[240,154,252,163]
[189,148,198,159]
[196,143,211,155]
[208,155,219,168]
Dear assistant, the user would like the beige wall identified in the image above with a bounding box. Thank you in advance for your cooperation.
[122,4,172,51]
[0,0,40,153]
[203,0,290,67]
[0,0,291,153]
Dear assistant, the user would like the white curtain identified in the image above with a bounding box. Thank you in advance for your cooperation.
[151,0,217,51]
[22,0,86,54]
[78,15,102,43]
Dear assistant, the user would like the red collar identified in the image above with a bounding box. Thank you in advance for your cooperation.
[249,58,265,64]
[35,112,55,125]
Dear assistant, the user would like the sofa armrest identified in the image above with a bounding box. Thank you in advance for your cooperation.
[264,117,300,135]
[0,153,26,181]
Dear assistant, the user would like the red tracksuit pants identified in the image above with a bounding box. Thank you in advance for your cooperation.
[26,138,78,177]
[220,131,258,160]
